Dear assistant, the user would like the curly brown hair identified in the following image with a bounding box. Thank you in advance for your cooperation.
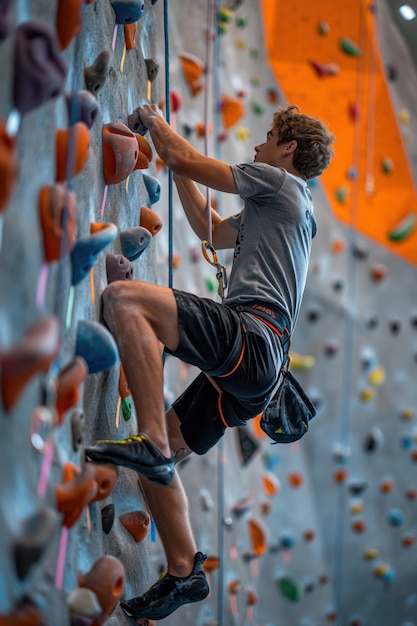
[272,105,335,180]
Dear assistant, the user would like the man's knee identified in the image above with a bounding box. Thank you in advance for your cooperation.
[102,281,130,327]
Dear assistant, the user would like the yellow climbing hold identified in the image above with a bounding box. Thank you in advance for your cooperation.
[235,126,250,143]
[359,388,375,403]
[350,501,364,515]
[367,365,386,386]
[363,548,379,560]
[290,353,315,370]
[399,108,410,124]
[401,408,415,421]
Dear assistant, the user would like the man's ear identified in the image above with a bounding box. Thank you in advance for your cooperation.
[284,140,297,155]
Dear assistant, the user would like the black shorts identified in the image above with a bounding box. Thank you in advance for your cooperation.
[165,290,285,454]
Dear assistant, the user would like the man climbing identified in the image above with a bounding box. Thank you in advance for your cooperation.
[86,103,335,621]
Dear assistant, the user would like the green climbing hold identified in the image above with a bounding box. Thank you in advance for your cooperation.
[217,7,234,23]
[381,157,394,174]
[252,102,266,115]
[236,15,249,28]
[249,48,260,60]
[335,186,349,203]
[278,576,302,602]
[388,212,416,242]
[206,276,217,293]
[122,397,133,421]
[340,37,361,57]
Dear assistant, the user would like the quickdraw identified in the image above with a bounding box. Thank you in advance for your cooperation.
[202,239,227,299]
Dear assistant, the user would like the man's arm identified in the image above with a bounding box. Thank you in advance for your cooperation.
[138,104,238,194]
[174,175,238,249]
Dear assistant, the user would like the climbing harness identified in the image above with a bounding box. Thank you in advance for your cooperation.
[201,239,228,299]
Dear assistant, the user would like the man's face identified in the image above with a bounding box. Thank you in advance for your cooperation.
[253,128,295,168]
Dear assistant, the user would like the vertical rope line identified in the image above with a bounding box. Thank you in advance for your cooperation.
[211,4,224,623]
[204,0,216,246]
[332,1,370,622]
[163,0,173,288]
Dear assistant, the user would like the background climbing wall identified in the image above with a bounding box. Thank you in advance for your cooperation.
[0,1,417,626]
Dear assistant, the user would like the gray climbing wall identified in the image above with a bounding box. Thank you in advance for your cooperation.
[1,1,417,626]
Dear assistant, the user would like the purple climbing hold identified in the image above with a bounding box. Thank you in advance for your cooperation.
[70,223,118,285]
[13,21,68,115]
[127,107,148,135]
[106,253,133,283]
[75,319,118,374]
[111,0,145,24]
[65,90,99,129]
[120,226,152,261]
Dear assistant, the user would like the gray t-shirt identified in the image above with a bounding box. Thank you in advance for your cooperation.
[224,162,317,332]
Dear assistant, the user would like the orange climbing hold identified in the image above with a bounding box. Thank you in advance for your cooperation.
[102,121,139,184]
[133,134,153,170]
[0,316,60,412]
[179,52,205,96]
[119,510,150,542]
[55,356,88,425]
[261,471,280,496]
[39,184,77,262]
[89,463,119,503]
[56,0,85,50]
[220,94,245,130]
[55,462,98,528]
[140,205,163,235]
[124,22,137,49]
[118,365,130,398]
[78,555,125,622]
[247,517,268,556]
[0,119,19,212]
[55,122,90,182]
[287,472,304,488]
[0,600,44,626]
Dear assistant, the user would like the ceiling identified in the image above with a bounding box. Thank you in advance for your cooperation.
[386,0,417,68]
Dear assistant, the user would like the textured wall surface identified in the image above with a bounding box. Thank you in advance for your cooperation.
[0,1,416,626]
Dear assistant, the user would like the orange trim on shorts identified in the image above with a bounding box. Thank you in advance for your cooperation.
[218,392,229,428]
[218,332,246,378]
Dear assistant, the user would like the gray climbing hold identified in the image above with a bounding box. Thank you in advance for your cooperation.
[75,319,118,374]
[120,226,152,261]
[143,173,161,204]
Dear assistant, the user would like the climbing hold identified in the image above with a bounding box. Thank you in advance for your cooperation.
[13,507,59,580]
[279,530,296,550]
[266,87,279,104]
[127,107,148,135]
[179,51,205,96]
[287,472,304,488]
[70,222,118,285]
[348,480,367,496]
[56,357,88,425]
[351,519,366,533]
[71,408,86,451]
[340,37,361,56]
[39,184,77,262]
[380,477,395,493]
[84,50,111,93]
[236,15,249,28]
[303,529,316,542]
[399,108,410,124]
[78,555,125,618]
[101,503,116,534]
[0,120,19,212]
[324,340,340,357]
[121,397,133,420]
[388,212,416,242]
[335,186,349,203]
[261,471,280,496]
[133,134,152,170]
[118,365,130,398]
[143,173,161,204]
[387,508,404,526]
[237,425,259,466]
[56,0,85,50]
[89,463,119,503]
[217,7,234,24]
[145,58,160,82]
[170,90,183,113]
[67,587,102,618]
[106,253,133,283]
[277,576,301,602]
[359,388,375,403]
[381,156,393,174]
[402,532,416,547]
[120,226,152,261]
[305,306,321,323]
[55,462,98,528]
[401,408,415,421]
[65,90,99,129]
[251,102,266,116]
[110,0,145,24]
[231,496,254,518]
[331,237,345,253]
[102,121,139,184]
[373,563,395,582]
[351,240,369,260]
[363,427,383,452]
[124,22,137,49]
[309,60,340,78]
[248,518,268,556]
[75,319,118,374]
[318,20,329,35]
[0,597,44,625]
[363,547,379,560]
[388,319,401,335]
[55,122,91,182]
[0,315,60,412]
[333,443,351,463]
[370,263,388,282]
[367,365,386,386]
[119,510,150,542]
[13,21,68,115]
[350,499,364,515]
[333,468,348,484]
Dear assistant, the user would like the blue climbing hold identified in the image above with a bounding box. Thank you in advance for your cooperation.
[120,226,152,261]
[143,173,161,205]
[71,223,118,285]
[111,0,144,24]
[75,320,118,374]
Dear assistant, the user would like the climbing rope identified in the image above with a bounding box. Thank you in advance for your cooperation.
[163,0,174,289]
[332,2,373,623]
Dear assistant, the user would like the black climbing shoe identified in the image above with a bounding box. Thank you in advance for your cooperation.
[85,434,175,486]
[120,552,210,621]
